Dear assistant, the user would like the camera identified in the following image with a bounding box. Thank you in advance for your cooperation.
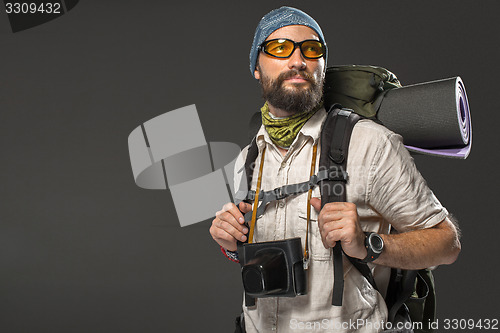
[238,237,307,299]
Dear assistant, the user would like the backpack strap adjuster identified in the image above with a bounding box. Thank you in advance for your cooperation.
[308,175,318,188]
[328,167,348,182]
[329,149,345,164]
[246,190,256,201]
[273,187,286,200]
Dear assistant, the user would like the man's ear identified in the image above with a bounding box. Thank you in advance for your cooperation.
[254,67,261,80]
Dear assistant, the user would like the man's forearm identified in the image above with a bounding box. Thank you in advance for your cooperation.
[374,217,461,270]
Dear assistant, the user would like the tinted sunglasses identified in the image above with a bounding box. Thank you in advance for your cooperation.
[259,38,326,59]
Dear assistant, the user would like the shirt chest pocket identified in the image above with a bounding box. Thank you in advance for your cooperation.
[297,190,333,261]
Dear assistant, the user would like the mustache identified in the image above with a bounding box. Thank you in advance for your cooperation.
[277,69,315,84]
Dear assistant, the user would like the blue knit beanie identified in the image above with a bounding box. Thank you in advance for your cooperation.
[249,6,327,77]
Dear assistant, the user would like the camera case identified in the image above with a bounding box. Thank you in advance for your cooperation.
[238,237,307,299]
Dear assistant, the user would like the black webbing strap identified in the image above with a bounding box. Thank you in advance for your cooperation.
[244,137,259,196]
[319,106,363,306]
[243,168,348,223]
[246,169,347,202]
[348,259,378,291]
[242,138,259,307]
[387,269,418,323]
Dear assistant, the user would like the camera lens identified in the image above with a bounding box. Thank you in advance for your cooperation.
[242,249,288,296]
[242,266,265,294]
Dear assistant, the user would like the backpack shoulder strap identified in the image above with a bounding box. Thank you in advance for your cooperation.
[319,105,379,306]
[248,111,262,142]
[319,106,360,204]
[320,105,371,306]
[243,111,262,202]
[320,107,436,323]
[241,137,259,308]
[244,136,259,197]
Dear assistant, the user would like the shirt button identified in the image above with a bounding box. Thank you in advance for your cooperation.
[278,201,285,208]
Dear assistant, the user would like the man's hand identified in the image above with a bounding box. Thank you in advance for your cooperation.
[209,202,252,252]
[310,198,367,260]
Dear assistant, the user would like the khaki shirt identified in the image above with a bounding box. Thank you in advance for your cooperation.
[238,108,448,333]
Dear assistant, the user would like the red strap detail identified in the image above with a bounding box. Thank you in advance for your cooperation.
[220,246,239,263]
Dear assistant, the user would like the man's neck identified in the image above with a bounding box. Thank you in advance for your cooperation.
[277,146,288,157]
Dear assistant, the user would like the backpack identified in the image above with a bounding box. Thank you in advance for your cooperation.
[323,64,402,118]
[239,65,436,333]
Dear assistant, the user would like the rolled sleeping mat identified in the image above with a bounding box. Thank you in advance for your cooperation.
[377,77,471,159]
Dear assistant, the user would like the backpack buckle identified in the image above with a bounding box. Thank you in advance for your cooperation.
[273,187,286,200]
[308,175,318,188]
[246,190,256,201]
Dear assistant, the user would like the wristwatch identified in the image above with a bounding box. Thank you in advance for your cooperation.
[361,232,384,263]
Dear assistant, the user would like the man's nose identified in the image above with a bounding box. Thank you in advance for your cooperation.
[287,47,306,70]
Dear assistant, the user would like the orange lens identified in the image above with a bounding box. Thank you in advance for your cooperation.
[264,39,295,57]
[300,41,324,58]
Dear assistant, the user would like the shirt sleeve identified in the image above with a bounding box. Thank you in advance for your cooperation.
[367,131,448,232]
[220,246,240,263]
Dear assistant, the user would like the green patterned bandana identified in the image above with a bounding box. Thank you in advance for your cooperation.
[261,102,321,148]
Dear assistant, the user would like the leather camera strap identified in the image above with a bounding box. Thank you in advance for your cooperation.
[248,146,266,244]
[304,143,318,267]
[246,141,318,263]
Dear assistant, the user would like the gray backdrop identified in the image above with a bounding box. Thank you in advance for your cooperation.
[0,1,498,332]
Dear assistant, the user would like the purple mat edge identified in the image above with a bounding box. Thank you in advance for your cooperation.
[405,142,472,159]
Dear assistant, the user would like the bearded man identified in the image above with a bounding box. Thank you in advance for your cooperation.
[209,6,461,333]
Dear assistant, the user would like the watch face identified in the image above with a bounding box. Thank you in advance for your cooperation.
[369,234,384,253]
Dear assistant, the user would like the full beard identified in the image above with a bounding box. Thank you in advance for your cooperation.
[259,69,324,115]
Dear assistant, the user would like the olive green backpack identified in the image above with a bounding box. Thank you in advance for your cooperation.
[323,64,402,118]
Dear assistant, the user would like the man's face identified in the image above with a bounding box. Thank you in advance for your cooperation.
[254,25,326,115]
